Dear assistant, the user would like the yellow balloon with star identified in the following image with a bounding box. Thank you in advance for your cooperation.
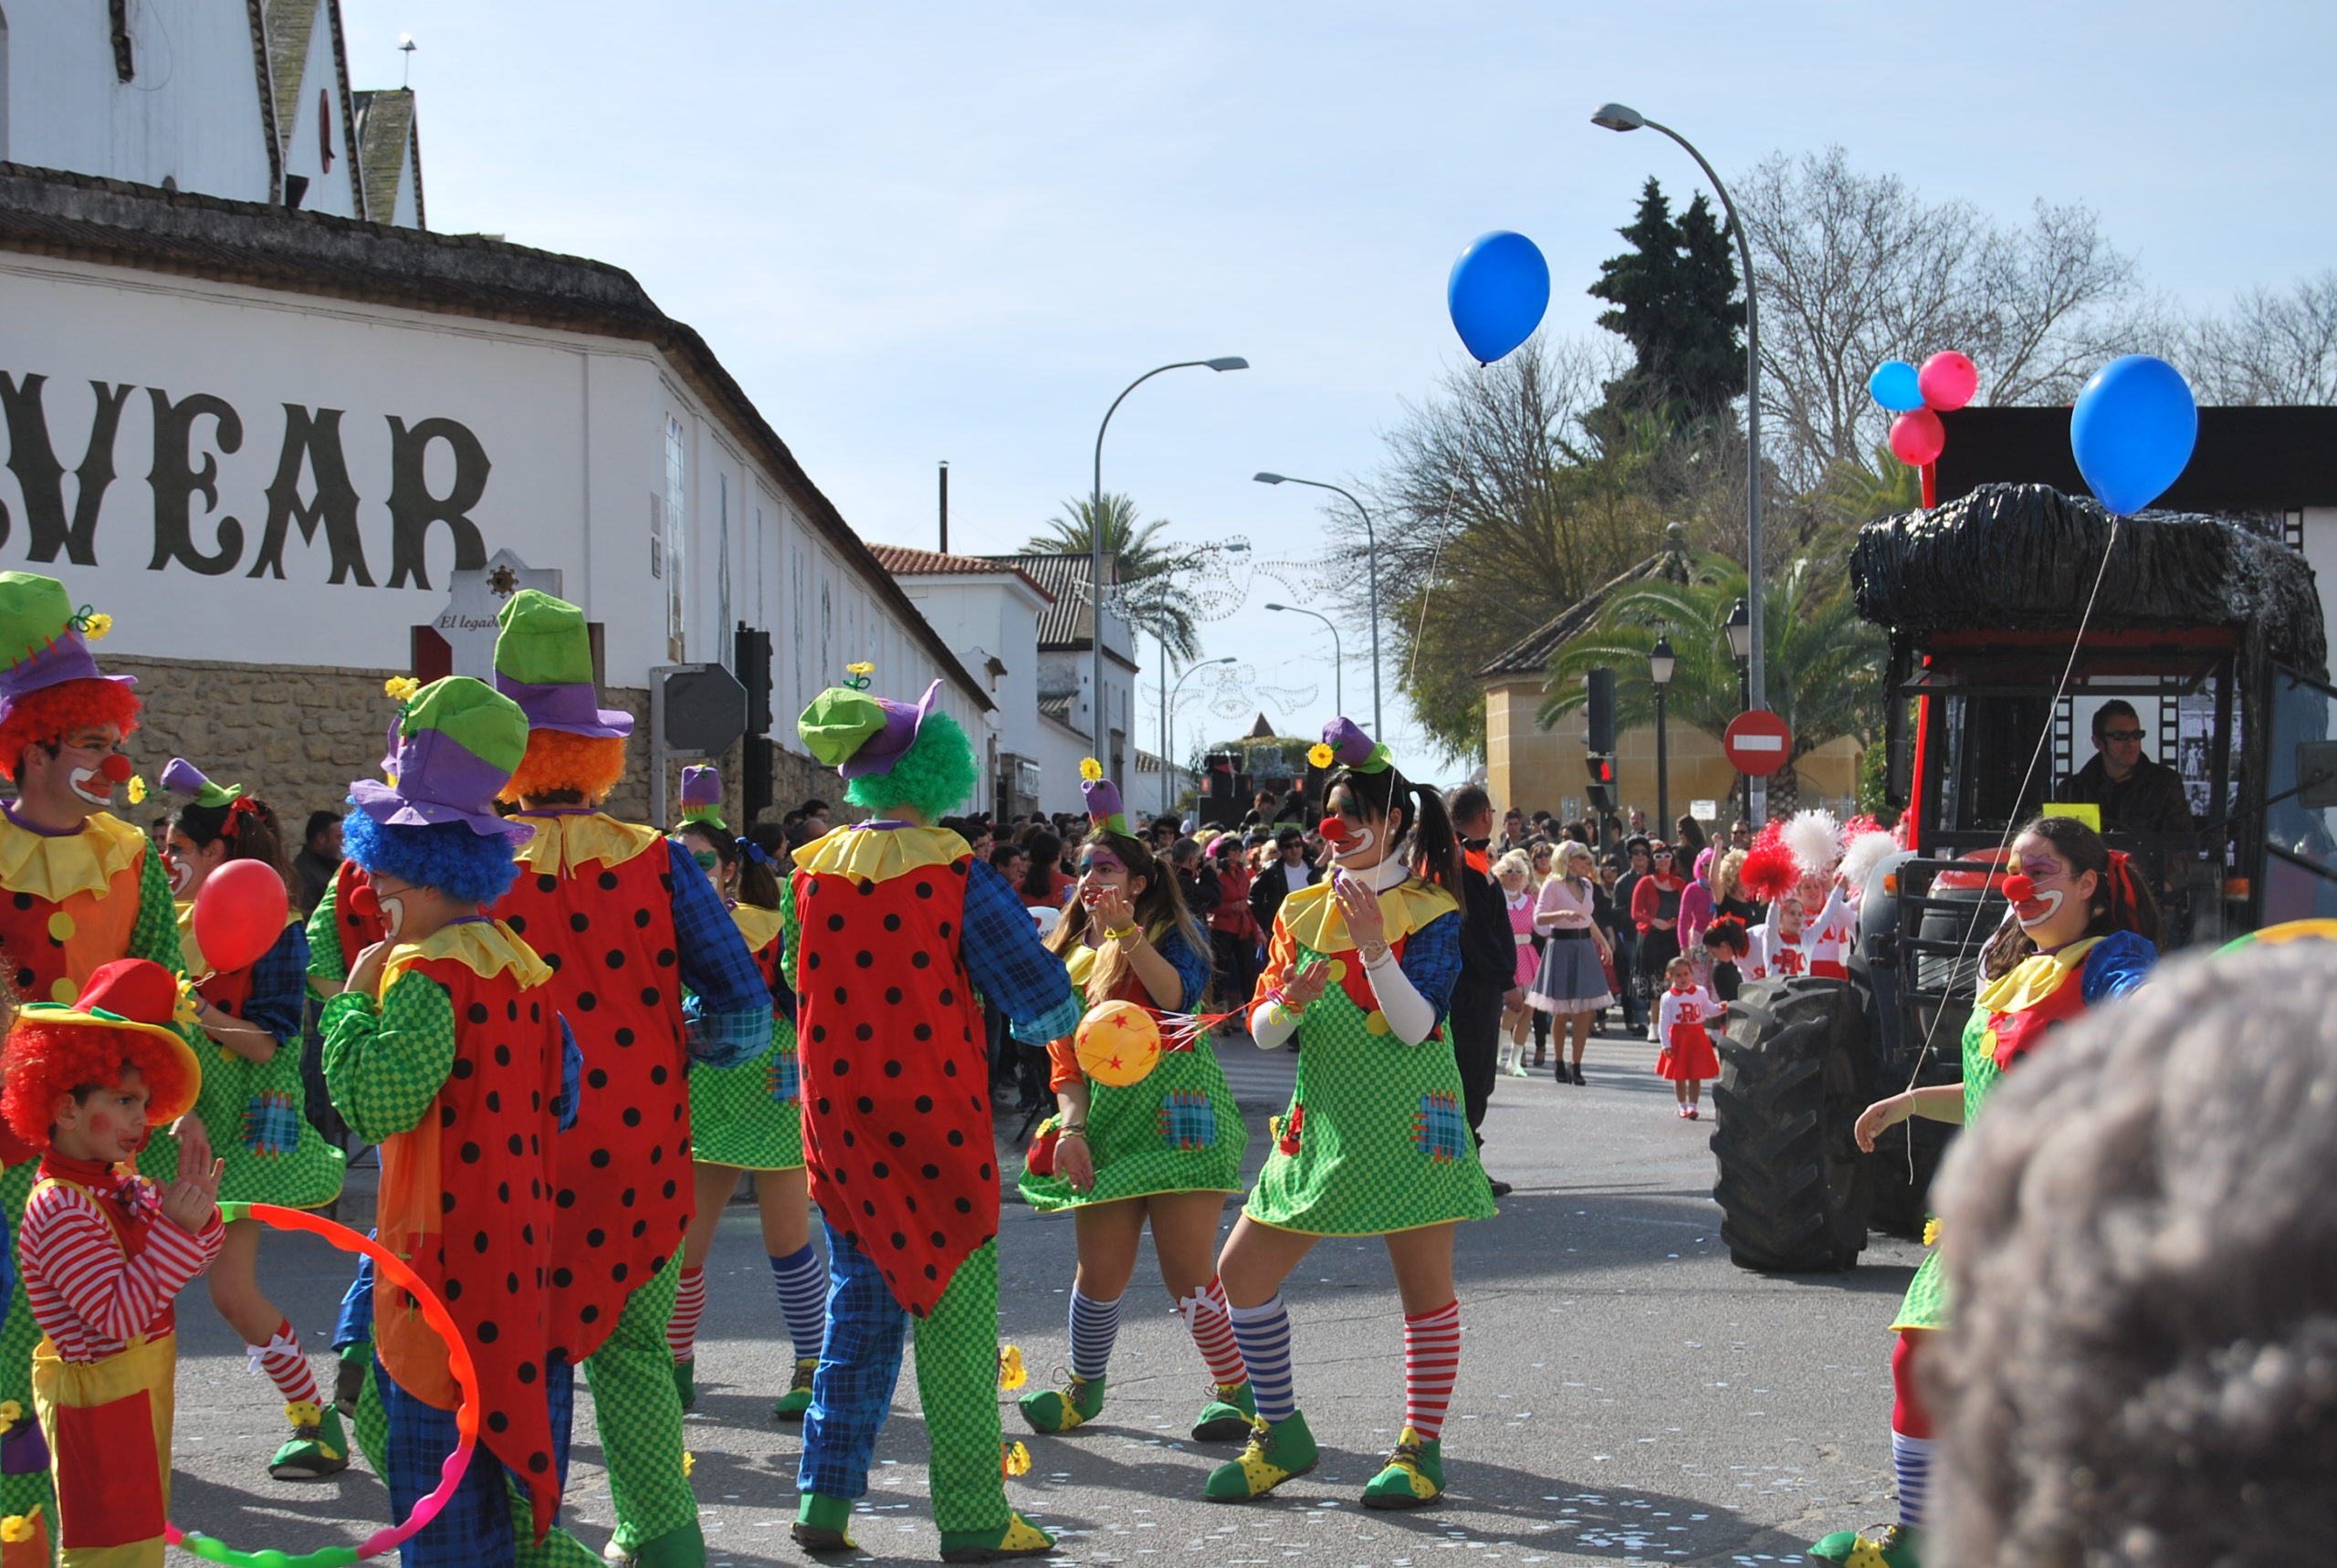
[1074,998,1161,1088]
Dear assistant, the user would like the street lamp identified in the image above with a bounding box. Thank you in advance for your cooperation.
[1157,540,1250,781]
[1724,597,1753,824]
[1263,602,1342,716]
[1253,473,1380,735]
[1091,358,1248,772]
[1594,100,1766,825]
[1650,634,1676,834]
[1167,656,1238,817]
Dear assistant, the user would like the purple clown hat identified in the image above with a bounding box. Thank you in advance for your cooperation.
[349,677,534,841]
[1309,716,1392,776]
[1079,759,1129,835]
[677,765,727,829]
[798,676,943,780]
[0,572,135,723]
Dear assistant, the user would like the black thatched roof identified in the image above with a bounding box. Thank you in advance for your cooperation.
[1851,484,2326,676]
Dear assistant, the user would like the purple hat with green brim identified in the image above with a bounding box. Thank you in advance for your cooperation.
[350,676,534,841]
[799,677,943,779]
[0,571,135,721]
[492,590,633,738]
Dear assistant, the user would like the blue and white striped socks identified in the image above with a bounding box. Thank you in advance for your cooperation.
[1228,1295,1295,1424]
[770,1244,828,1362]
[1892,1430,1932,1529]
[1069,1289,1123,1381]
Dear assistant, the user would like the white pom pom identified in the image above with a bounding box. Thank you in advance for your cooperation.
[1838,831,1898,902]
[1783,808,1842,876]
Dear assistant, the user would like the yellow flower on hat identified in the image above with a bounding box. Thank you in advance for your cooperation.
[997,1344,1027,1391]
[383,675,421,703]
[1308,742,1335,768]
[126,776,148,805]
[81,612,112,642]
[845,662,874,676]
[1079,757,1103,782]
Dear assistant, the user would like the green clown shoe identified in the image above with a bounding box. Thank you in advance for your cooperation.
[1018,1373,1105,1433]
[1808,1523,1923,1567]
[791,1494,857,1555]
[1359,1426,1442,1509]
[672,1357,696,1411]
[1190,1380,1256,1443]
[938,1513,1056,1563]
[1203,1410,1319,1500]
[267,1401,351,1480]
[772,1356,816,1422]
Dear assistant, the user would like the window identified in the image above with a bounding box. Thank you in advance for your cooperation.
[717,471,731,670]
[791,541,811,719]
[663,416,686,660]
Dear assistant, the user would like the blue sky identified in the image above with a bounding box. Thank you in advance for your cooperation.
[340,1,2334,769]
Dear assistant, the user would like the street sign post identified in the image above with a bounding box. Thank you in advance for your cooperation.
[650,663,749,825]
[1722,710,1793,779]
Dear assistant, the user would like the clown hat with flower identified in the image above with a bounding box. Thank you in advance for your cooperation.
[1078,758,1130,835]
[0,958,204,1145]
[0,571,140,783]
[1307,716,1393,778]
[797,664,976,821]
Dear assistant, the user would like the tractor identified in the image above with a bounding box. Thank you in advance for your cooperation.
[1711,482,2333,1272]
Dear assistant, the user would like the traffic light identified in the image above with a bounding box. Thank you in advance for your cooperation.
[1586,752,1616,814]
[1585,668,1617,756]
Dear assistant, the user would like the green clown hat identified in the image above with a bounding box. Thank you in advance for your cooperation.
[0,570,136,721]
[799,669,942,779]
[493,590,633,738]
[351,676,532,838]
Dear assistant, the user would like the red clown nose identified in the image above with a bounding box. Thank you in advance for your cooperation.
[346,883,383,922]
[1999,873,2036,904]
[99,754,133,782]
[1317,816,1352,846]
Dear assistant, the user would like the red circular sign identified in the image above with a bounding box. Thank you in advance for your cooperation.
[1723,710,1793,777]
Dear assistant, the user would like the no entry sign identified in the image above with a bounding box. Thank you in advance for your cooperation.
[1723,710,1793,777]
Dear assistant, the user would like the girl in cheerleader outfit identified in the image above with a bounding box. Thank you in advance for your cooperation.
[1493,852,1539,1076]
[140,762,347,1481]
[1014,770,1252,1445]
[1808,817,2158,1568]
[1653,956,1719,1119]
[665,767,826,1424]
[1204,718,1494,1511]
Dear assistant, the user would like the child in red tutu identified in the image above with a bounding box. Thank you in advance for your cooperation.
[1654,955,1719,1120]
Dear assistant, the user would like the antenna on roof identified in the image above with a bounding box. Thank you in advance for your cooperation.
[938,460,949,555]
[399,35,417,89]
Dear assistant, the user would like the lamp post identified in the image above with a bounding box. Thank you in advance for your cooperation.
[1263,602,1341,716]
[1167,656,1238,818]
[1091,358,1248,773]
[1593,100,1765,826]
[1158,541,1249,784]
[1253,473,1380,735]
[1650,634,1676,834]
[1724,597,1753,826]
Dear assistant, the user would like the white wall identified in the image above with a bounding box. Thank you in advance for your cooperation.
[6,2,274,204]
[0,253,979,755]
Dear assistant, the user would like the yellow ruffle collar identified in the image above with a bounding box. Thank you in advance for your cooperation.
[794,822,969,885]
[730,902,786,954]
[382,917,553,998]
[1278,875,1460,956]
[1975,935,2103,1016]
[0,810,147,904]
[511,811,662,877]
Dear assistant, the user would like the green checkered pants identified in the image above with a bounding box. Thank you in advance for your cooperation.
[582,1256,698,1562]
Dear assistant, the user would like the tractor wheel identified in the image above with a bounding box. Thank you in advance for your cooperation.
[1711,977,1875,1272]
[1866,1115,1956,1240]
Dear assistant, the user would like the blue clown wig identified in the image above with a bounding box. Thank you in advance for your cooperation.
[341,808,521,907]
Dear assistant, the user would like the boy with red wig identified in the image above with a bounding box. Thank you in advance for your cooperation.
[1,957,222,1568]
[0,572,187,1550]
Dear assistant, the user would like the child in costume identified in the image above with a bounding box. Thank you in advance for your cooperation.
[320,676,582,1568]
[782,672,1080,1562]
[5,958,221,1568]
[487,592,770,1568]
[1209,717,1495,1510]
[140,761,348,1480]
[1701,916,1748,1003]
[665,766,826,1423]
[1493,852,1538,1077]
[1653,956,1719,1120]
[1014,767,1252,1443]
[1808,815,2158,1568]
[0,573,187,1552]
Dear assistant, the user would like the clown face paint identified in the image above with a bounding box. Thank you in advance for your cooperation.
[1076,850,1133,902]
[1318,789,1391,869]
[65,749,131,807]
[2005,833,2093,937]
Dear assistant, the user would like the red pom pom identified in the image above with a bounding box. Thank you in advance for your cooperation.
[1740,841,1799,903]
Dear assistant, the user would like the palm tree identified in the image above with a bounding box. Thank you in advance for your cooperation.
[1538,553,1884,814]
[1023,492,1203,662]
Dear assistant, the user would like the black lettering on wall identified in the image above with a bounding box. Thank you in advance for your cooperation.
[248,404,373,584]
[385,415,490,590]
[0,374,134,564]
[146,387,246,576]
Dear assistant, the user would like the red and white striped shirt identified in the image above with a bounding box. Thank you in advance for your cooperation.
[19,1168,222,1364]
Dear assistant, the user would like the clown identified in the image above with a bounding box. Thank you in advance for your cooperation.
[0,572,187,1551]
[782,671,1078,1562]
[1207,717,1495,1509]
[1809,814,2158,1568]
[486,591,770,1568]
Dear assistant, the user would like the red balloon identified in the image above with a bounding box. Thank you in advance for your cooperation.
[194,858,289,975]
[1889,408,1946,466]
[1918,351,1977,412]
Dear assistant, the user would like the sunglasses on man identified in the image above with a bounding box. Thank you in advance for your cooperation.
[2100,727,2146,743]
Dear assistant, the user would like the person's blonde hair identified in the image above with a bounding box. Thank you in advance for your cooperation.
[1493,849,1533,881]
[1713,847,1747,903]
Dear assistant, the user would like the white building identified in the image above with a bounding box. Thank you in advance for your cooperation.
[985,553,1141,810]
[3,0,422,225]
[0,163,987,828]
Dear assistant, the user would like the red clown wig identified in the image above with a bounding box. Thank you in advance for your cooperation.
[1,1019,198,1152]
[0,680,142,781]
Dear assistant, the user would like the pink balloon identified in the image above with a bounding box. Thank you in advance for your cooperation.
[1918,351,1977,412]
[1889,408,1946,467]
[193,858,289,975]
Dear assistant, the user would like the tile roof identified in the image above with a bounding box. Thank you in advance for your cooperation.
[1475,554,1674,680]
[352,89,423,228]
[868,545,1054,602]
[985,552,1140,658]
[263,0,319,162]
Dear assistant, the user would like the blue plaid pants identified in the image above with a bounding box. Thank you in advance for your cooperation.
[380,1355,588,1568]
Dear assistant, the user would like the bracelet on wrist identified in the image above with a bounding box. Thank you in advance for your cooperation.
[1057,1124,1087,1140]
[1106,924,1140,943]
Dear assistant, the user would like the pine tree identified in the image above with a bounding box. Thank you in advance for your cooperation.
[1588,178,1745,422]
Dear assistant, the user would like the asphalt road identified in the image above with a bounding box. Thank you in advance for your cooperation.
[167,1029,1926,1567]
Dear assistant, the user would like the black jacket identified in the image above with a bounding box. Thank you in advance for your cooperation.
[1250,858,1314,934]
[2054,753,2193,835]
[1454,861,1515,994]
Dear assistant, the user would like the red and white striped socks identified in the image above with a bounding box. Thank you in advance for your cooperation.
[1402,1300,1462,1439]
[1179,1276,1248,1386]
[248,1318,321,1409]
[668,1266,707,1364]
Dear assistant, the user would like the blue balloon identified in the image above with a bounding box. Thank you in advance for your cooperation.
[1446,231,1549,364]
[2070,355,2198,515]
[1868,361,1924,413]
